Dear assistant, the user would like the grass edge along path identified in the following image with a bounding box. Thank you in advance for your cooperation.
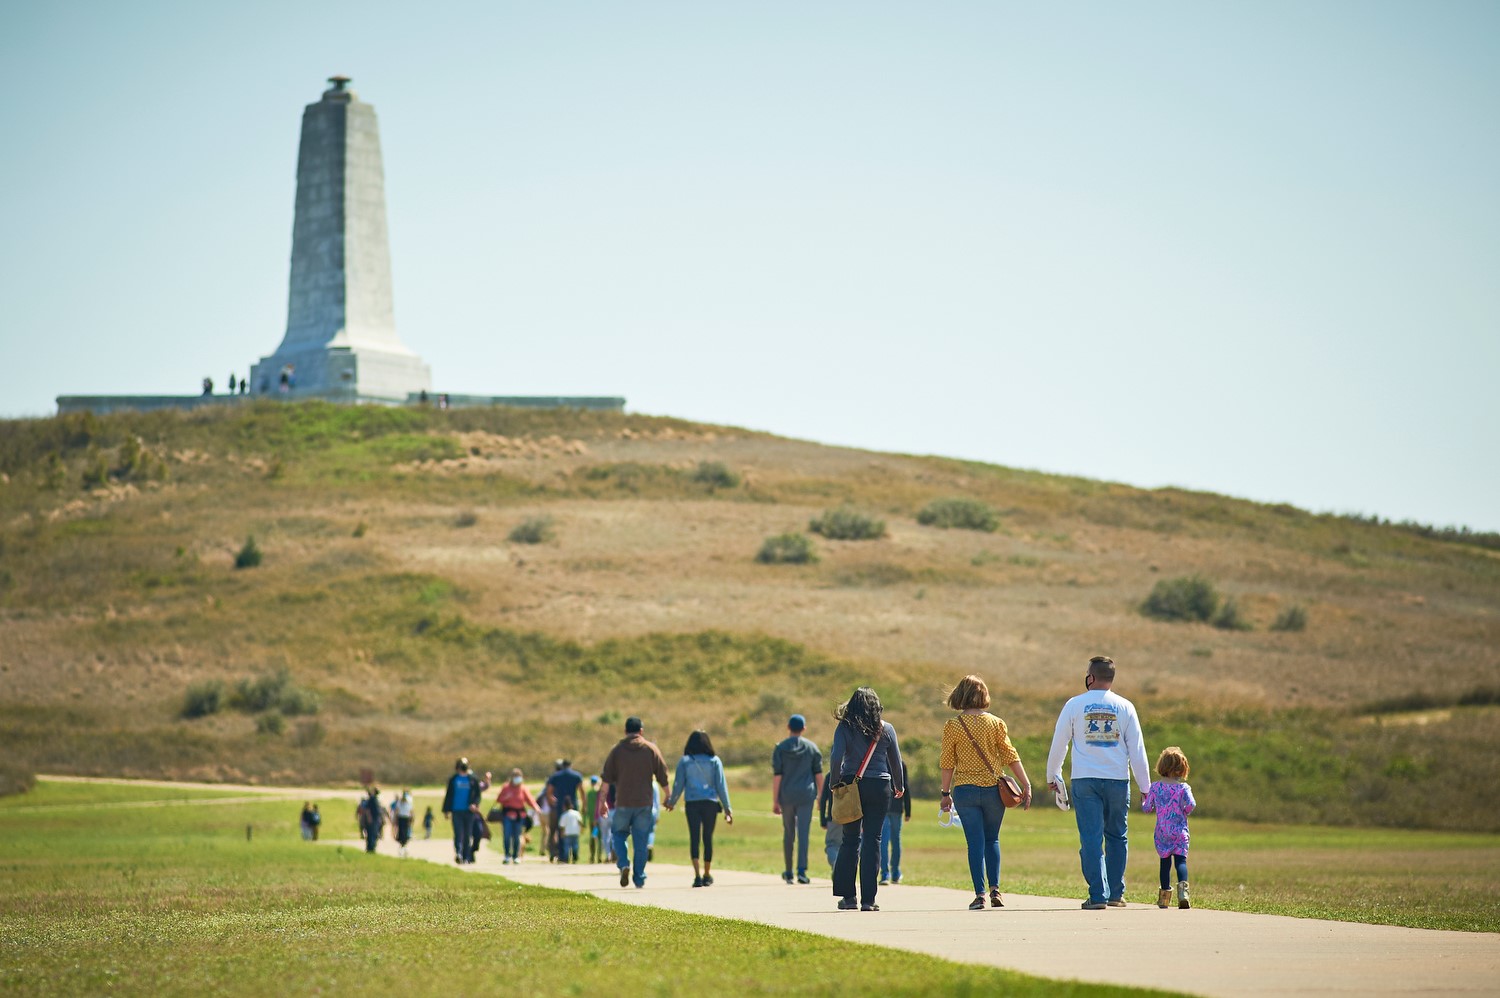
[0,781,1171,998]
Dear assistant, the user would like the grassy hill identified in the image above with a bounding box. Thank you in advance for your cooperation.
[2,402,1497,830]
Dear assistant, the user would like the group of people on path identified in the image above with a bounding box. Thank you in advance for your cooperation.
[353,787,431,856]
[358,655,1195,912]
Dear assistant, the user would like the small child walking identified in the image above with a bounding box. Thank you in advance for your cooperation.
[1142,745,1196,909]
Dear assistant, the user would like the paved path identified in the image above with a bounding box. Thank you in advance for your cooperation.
[347,833,1498,997]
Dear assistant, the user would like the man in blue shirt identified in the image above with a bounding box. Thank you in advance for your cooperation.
[441,757,478,864]
[544,759,585,862]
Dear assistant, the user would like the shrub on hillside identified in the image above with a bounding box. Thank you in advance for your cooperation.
[234,535,262,569]
[692,461,740,490]
[809,506,886,541]
[508,516,554,544]
[1213,598,1253,631]
[1141,575,1220,622]
[756,533,817,564]
[81,449,109,489]
[181,680,225,719]
[0,762,34,798]
[917,497,1000,532]
[256,711,285,736]
[230,668,319,716]
[1271,605,1308,632]
[454,510,479,528]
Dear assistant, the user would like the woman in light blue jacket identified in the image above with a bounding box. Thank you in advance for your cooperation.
[664,730,734,887]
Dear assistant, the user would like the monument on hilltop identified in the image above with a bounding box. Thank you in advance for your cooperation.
[249,76,430,401]
[57,76,622,416]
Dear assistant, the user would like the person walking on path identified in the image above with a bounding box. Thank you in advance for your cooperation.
[938,674,1033,910]
[771,713,823,885]
[422,806,433,840]
[495,768,540,864]
[818,780,840,871]
[357,788,386,853]
[585,775,603,863]
[558,802,583,863]
[879,759,912,886]
[300,802,315,841]
[829,687,904,912]
[309,804,321,841]
[544,760,585,862]
[1046,655,1152,909]
[1142,746,1196,909]
[665,730,734,888]
[394,790,415,857]
[442,758,480,864]
[600,716,671,888]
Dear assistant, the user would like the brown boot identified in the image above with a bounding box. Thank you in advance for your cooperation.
[1177,882,1191,909]
[1157,888,1172,908]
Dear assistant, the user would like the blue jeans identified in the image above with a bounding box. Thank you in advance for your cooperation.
[879,811,904,881]
[1160,855,1189,889]
[952,783,1005,895]
[450,810,474,862]
[611,805,656,886]
[1071,778,1129,904]
[502,814,525,859]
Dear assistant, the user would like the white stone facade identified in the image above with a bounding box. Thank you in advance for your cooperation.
[251,78,430,402]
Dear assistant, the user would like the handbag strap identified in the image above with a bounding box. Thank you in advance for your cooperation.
[851,724,882,779]
[957,715,1001,780]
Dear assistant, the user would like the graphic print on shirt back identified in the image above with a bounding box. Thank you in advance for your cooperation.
[1083,702,1120,748]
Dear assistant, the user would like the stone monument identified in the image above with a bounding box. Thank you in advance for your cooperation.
[249,76,431,401]
[57,76,622,416]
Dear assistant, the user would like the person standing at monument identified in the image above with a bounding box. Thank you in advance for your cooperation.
[600,717,670,888]
[771,714,823,885]
[1046,656,1153,910]
[442,758,479,864]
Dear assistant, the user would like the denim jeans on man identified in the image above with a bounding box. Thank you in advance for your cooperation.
[952,783,1006,895]
[612,805,656,886]
[781,801,814,876]
[878,811,904,882]
[1071,777,1129,904]
[832,778,892,905]
[502,814,526,860]
[451,809,475,863]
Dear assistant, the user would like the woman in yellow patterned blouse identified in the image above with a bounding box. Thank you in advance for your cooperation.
[938,674,1033,910]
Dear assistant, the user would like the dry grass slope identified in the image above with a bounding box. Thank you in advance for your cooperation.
[1,403,1497,829]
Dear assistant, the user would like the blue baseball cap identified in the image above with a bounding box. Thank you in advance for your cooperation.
[788,714,806,731]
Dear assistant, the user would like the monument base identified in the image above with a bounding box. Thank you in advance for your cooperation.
[249,345,431,403]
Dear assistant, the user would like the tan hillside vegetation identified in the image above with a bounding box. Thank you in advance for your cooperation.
[1,403,1497,830]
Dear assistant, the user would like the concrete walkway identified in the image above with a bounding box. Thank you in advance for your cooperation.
[349,833,1499,997]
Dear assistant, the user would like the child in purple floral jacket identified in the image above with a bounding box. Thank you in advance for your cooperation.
[1141,746,1195,909]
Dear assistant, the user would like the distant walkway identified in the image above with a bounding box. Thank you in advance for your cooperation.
[337,833,1498,997]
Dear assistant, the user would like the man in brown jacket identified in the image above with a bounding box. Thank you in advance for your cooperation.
[600,716,670,888]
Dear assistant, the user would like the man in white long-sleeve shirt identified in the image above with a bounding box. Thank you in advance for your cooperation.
[1046,655,1153,910]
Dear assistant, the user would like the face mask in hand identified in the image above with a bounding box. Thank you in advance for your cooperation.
[512,777,522,785]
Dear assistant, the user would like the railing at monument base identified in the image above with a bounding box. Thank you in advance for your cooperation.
[56,393,627,415]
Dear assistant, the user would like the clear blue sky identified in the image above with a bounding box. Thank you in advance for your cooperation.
[2,2,1496,530]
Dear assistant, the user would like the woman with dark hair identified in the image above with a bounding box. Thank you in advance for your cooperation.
[829,687,904,911]
[664,729,734,887]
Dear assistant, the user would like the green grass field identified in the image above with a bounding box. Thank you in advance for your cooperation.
[0,781,1171,997]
